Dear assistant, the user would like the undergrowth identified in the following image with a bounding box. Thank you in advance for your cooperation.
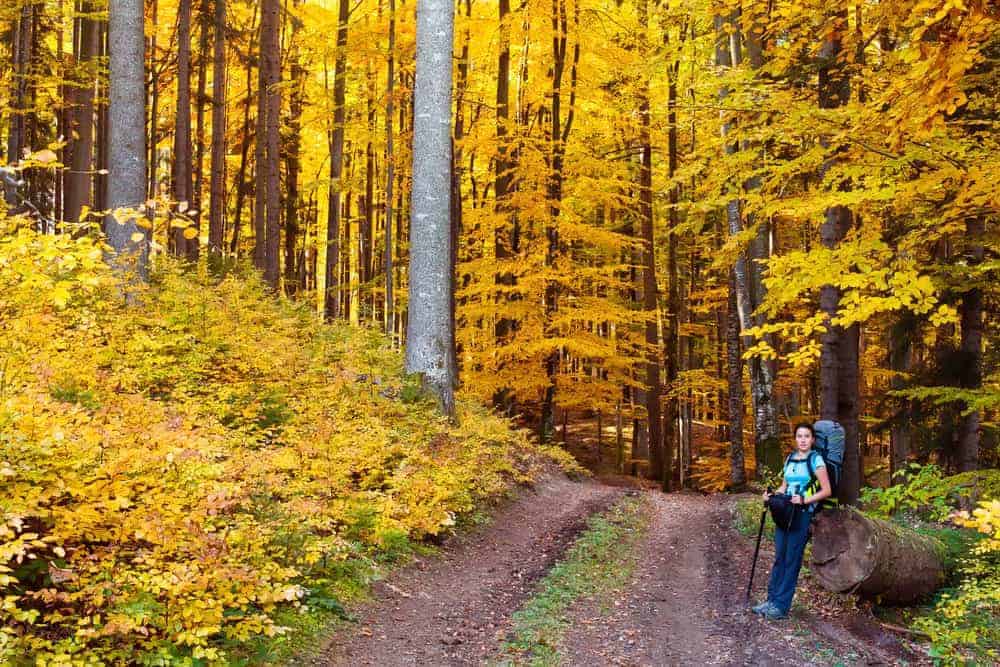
[497,495,648,666]
[0,218,576,665]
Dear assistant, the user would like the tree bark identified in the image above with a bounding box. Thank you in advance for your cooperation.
[383,0,396,334]
[727,273,746,488]
[173,0,194,257]
[493,0,515,363]
[284,9,304,294]
[208,0,226,255]
[190,0,210,261]
[818,8,860,505]
[956,216,984,472]
[146,0,159,202]
[64,0,100,224]
[539,0,579,442]
[261,0,281,287]
[888,316,914,482]
[232,17,257,256]
[324,0,349,319]
[5,3,33,207]
[636,0,662,483]
[106,0,149,283]
[406,0,457,417]
[811,508,947,604]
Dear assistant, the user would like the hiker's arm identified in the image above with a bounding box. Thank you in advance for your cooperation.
[807,466,832,505]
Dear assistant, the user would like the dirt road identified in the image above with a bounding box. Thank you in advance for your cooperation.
[313,476,923,666]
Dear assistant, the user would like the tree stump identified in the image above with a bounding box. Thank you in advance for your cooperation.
[810,507,947,604]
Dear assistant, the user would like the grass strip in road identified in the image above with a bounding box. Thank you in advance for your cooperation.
[497,494,649,666]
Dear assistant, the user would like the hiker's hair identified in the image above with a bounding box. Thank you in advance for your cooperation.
[793,422,815,439]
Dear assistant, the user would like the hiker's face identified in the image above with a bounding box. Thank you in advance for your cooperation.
[795,428,813,451]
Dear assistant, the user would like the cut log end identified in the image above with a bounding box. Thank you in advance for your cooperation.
[810,508,947,604]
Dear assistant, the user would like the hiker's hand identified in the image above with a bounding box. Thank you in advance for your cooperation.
[791,494,803,505]
[761,491,771,501]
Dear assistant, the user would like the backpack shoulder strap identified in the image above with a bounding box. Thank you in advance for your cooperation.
[805,452,819,488]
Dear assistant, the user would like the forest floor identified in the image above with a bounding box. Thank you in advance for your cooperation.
[306,472,930,666]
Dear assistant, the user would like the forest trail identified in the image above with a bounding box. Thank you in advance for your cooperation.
[313,476,921,666]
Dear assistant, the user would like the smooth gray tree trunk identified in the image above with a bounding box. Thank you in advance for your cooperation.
[106,0,149,284]
[405,0,456,417]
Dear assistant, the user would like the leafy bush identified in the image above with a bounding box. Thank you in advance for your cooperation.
[914,501,1000,665]
[0,218,566,664]
[860,463,1000,522]
[734,497,774,541]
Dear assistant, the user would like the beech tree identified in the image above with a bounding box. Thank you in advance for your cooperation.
[105,0,148,282]
[405,0,456,417]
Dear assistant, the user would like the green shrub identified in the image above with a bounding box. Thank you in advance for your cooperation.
[734,497,774,540]
[860,464,1000,522]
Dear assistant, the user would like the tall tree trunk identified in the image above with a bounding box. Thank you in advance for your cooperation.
[253,1,270,274]
[106,0,149,283]
[818,8,860,505]
[324,0,348,319]
[284,9,304,294]
[449,0,471,387]
[716,12,781,477]
[65,0,100,224]
[493,0,515,391]
[727,273,746,487]
[208,0,226,255]
[146,0,159,202]
[637,0,661,482]
[383,0,396,334]
[888,315,914,482]
[661,30,681,492]
[232,22,257,256]
[406,0,457,417]
[539,0,580,442]
[5,3,33,207]
[173,0,194,257]
[190,0,211,261]
[741,13,780,476]
[361,66,375,297]
[261,0,281,287]
[957,217,984,472]
[94,18,109,214]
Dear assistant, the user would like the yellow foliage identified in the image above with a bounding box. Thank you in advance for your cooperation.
[0,217,562,664]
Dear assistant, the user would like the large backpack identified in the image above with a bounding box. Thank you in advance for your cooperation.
[812,420,845,496]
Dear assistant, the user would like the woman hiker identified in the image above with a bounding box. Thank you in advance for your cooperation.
[752,422,832,620]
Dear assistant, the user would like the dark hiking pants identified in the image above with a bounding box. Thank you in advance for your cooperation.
[767,506,812,614]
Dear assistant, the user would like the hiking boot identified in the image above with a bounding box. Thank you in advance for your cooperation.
[762,604,788,620]
[750,600,771,615]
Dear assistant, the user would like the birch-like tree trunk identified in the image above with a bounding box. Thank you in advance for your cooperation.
[106,0,148,283]
[406,0,456,417]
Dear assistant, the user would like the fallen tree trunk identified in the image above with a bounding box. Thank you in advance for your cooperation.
[810,507,948,604]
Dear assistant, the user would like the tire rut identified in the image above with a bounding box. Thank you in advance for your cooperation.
[314,475,622,666]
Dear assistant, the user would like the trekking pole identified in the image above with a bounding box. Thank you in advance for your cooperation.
[746,496,769,604]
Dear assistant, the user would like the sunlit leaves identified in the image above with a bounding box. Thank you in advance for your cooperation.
[0,221,557,663]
